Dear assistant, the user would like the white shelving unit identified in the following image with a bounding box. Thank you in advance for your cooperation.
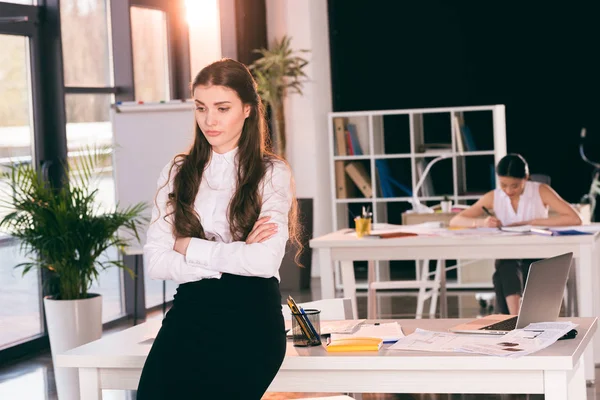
[328,105,507,290]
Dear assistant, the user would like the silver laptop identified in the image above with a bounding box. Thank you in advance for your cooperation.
[449,252,573,335]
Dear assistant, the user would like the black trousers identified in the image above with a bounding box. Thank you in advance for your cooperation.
[493,259,539,314]
[136,273,286,399]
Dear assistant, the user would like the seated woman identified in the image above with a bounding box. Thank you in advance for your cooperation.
[449,153,582,315]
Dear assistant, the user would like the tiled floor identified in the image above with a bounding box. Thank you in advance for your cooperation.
[0,279,598,399]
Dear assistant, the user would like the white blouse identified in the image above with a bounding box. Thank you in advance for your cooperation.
[493,181,548,226]
[143,147,292,283]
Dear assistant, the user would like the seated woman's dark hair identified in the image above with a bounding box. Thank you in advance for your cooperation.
[496,153,529,179]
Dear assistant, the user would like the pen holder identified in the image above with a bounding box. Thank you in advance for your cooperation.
[354,216,372,238]
[291,309,321,347]
[440,199,453,213]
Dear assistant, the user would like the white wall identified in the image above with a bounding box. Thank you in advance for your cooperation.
[265,0,333,277]
[186,0,223,77]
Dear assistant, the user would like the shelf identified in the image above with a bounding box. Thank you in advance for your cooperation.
[456,194,486,200]
[335,198,375,204]
[457,150,496,156]
[371,197,413,202]
[329,105,506,231]
[414,151,453,158]
[333,155,372,161]
[373,154,412,159]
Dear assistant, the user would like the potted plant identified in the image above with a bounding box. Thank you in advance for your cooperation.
[249,35,310,158]
[0,149,147,400]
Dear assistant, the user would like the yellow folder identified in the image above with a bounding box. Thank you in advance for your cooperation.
[325,337,383,352]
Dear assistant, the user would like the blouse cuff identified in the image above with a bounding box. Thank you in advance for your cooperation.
[185,237,216,267]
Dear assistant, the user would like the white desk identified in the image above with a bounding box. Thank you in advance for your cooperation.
[309,229,600,381]
[56,317,596,399]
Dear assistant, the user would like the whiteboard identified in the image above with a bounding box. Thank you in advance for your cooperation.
[111,101,195,247]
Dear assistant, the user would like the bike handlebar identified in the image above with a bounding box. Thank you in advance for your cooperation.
[580,127,600,169]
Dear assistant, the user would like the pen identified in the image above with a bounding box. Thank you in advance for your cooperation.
[481,206,493,217]
[299,305,321,342]
[288,296,320,345]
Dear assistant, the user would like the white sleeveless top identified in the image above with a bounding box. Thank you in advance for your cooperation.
[493,181,548,226]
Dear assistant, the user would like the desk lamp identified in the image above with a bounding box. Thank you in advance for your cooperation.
[409,153,452,213]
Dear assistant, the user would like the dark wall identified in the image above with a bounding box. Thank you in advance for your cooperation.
[328,0,600,203]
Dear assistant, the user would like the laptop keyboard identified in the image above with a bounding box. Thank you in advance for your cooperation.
[480,316,518,331]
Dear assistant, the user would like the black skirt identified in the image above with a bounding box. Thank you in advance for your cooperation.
[136,273,287,399]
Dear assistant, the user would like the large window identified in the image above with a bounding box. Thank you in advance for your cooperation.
[60,0,112,87]
[61,1,125,322]
[130,6,170,102]
[0,34,42,348]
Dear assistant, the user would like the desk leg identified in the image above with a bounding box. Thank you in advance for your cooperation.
[79,368,101,400]
[367,261,376,319]
[439,260,448,318]
[543,359,586,400]
[576,245,597,382]
[133,255,139,326]
[340,261,358,319]
[318,248,335,300]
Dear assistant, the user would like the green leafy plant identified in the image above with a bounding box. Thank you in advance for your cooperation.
[0,148,148,300]
[249,35,310,157]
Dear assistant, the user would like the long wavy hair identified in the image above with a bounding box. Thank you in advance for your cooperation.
[162,58,303,265]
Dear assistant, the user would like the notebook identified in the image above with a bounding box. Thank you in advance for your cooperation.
[499,226,592,236]
[326,337,383,352]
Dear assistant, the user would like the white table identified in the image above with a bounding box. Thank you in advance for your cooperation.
[309,229,600,381]
[56,317,597,399]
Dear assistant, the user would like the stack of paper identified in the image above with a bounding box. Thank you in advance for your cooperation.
[330,322,405,343]
[458,321,578,357]
[388,322,578,358]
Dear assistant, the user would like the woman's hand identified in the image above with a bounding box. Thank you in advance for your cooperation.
[483,216,502,228]
[173,237,192,255]
[246,216,278,244]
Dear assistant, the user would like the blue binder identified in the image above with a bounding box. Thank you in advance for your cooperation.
[375,159,412,197]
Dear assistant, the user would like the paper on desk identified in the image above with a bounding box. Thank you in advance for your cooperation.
[363,223,448,238]
[330,322,405,343]
[372,222,442,230]
[320,320,366,334]
[458,322,578,358]
[388,329,493,352]
[390,322,578,357]
[437,228,523,238]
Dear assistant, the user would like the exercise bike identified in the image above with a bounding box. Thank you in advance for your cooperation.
[579,127,600,222]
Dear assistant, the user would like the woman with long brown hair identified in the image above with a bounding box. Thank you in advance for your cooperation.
[136,58,302,399]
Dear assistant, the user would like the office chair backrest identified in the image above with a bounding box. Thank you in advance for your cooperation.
[530,173,551,185]
[281,298,354,321]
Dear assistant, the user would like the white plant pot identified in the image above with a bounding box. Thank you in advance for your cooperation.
[44,294,102,400]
